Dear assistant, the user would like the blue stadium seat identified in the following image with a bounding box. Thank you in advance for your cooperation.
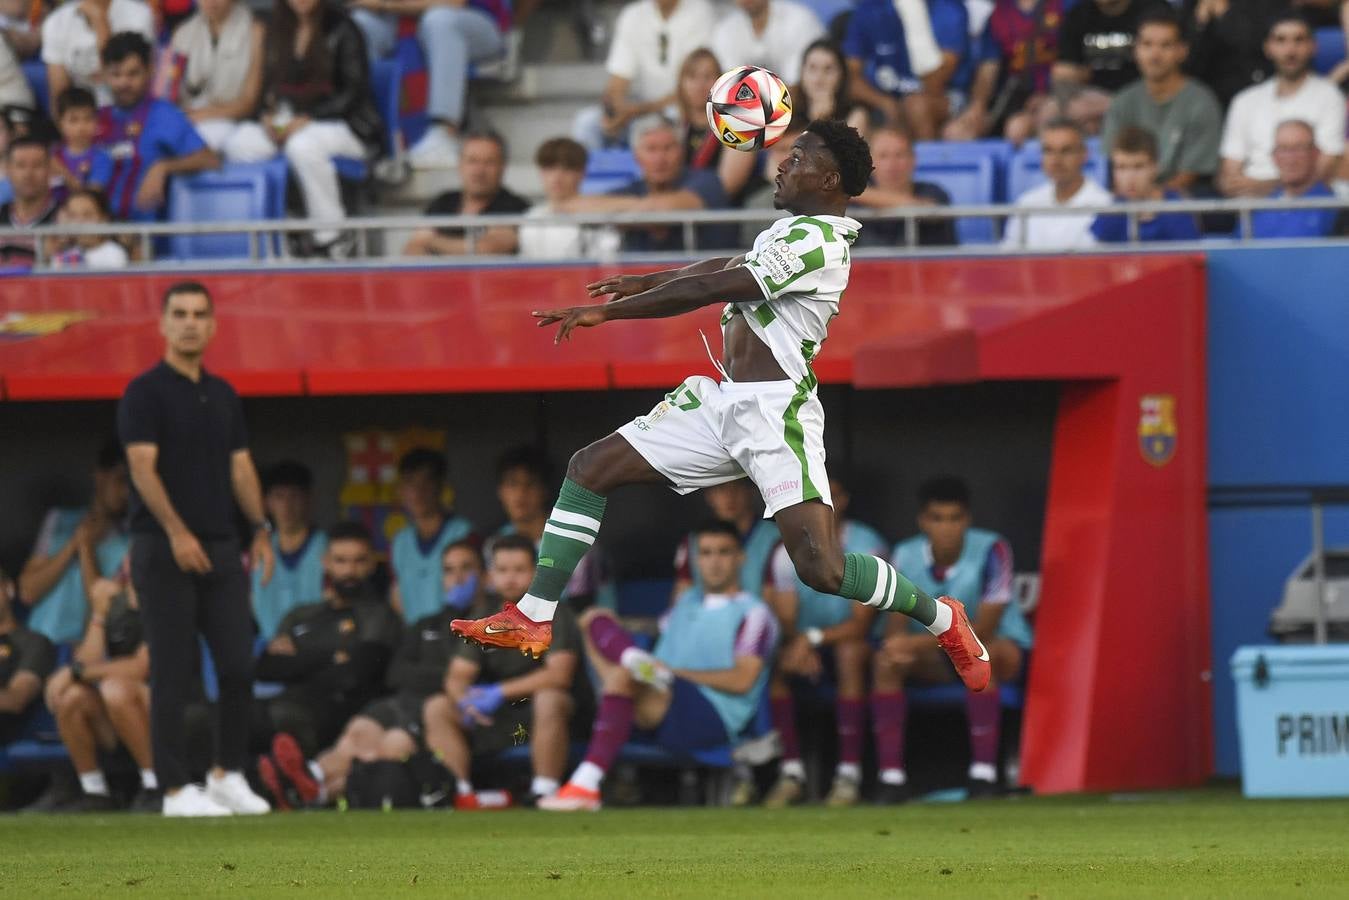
[21,60,47,114]
[167,163,272,260]
[1314,27,1346,75]
[915,139,1015,201]
[0,177,12,206]
[913,157,998,244]
[581,148,641,195]
[909,682,1025,709]
[370,57,403,159]
[1007,138,1108,201]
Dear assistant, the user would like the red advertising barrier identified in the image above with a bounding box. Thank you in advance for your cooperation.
[0,255,1211,792]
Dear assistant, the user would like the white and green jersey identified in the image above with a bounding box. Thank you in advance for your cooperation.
[728,213,861,385]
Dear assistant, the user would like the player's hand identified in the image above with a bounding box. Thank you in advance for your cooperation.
[585,273,651,301]
[169,529,212,574]
[533,305,608,344]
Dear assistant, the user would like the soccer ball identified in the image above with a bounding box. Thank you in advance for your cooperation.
[705,65,792,153]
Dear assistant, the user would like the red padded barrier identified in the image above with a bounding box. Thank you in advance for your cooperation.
[0,256,1211,791]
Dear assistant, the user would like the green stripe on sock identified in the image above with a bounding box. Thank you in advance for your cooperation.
[528,479,608,604]
[546,518,597,539]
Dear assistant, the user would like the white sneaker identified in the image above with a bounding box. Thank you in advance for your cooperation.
[206,771,271,815]
[621,647,673,691]
[162,784,232,818]
[407,126,459,170]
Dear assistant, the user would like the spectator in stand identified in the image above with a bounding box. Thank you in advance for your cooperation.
[251,461,328,641]
[561,114,737,252]
[1219,12,1344,198]
[18,441,129,645]
[168,0,274,163]
[404,130,529,256]
[52,88,113,199]
[761,477,886,808]
[1001,118,1111,249]
[674,49,760,205]
[41,0,154,109]
[519,137,619,260]
[1103,8,1223,194]
[1048,0,1149,135]
[44,577,158,812]
[844,0,971,139]
[252,522,402,758]
[571,0,714,149]
[712,0,824,86]
[493,446,616,612]
[47,188,131,269]
[1185,0,1278,108]
[257,0,383,258]
[423,534,586,808]
[0,136,59,265]
[0,0,38,111]
[941,6,1002,141]
[1091,125,1200,242]
[350,0,507,169]
[792,40,870,136]
[975,0,1065,145]
[540,520,777,812]
[387,448,477,623]
[96,33,220,222]
[873,477,1031,802]
[671,479,780,602]
[0,568,57,756]
[1247,120,1349,239]
[852,126,957,247]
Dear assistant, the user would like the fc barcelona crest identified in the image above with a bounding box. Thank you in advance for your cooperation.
[1138,394,1177,467]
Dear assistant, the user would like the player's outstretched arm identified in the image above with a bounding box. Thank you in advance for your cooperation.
[586,255,745,301]
[535,264,763,343]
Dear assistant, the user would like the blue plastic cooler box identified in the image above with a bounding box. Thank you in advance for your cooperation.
[1231,645,1349,798]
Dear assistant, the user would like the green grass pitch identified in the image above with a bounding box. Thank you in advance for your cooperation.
[2,790,1346,898]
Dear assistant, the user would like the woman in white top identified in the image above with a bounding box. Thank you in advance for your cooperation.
[169,0,274,162]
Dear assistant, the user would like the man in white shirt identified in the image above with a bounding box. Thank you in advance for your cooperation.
[41,0,156,112]
[1001,118,1112,250]
[711,0,824,86]
[571,0,714,149]
[1219,11,1345,198]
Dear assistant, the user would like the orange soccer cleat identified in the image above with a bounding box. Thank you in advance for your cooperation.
[450,601,553,659]
[537,782,601,812]
[935,596,991,693]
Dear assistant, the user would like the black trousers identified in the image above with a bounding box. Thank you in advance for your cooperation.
[130,535,254,790]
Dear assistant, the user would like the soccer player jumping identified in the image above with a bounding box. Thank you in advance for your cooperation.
[451,120,990,693]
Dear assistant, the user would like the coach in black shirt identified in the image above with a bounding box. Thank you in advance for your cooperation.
[118,281,275,818]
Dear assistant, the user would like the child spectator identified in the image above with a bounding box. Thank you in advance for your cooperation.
[1091,125,1200,243]
[791,40,870,136]
[52,87,113,199]
[520,137,616,259]
[48,188,130,269]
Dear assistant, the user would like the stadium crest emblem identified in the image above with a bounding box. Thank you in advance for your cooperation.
[1138,394,1177,467]
[0,311,93,340]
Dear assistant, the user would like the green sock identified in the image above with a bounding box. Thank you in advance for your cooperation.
[839,552,938,626]
[518,479,607,617]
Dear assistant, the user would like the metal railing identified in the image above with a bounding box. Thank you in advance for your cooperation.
[3,195,1348,269]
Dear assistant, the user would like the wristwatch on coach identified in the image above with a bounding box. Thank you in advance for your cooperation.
[255,520,275,537]
[804,627,825,648]
[70,660,86,683]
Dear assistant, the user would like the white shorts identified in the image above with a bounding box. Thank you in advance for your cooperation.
[617,376,832,518]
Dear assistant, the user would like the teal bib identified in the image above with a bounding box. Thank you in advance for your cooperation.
[251,529,327,640]
[391,515,475,623]
[29,509,129,644]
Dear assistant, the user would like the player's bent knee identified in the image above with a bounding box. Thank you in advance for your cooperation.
[531,687,573,721]
[98,677,134,708]
[577,606,614,630]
